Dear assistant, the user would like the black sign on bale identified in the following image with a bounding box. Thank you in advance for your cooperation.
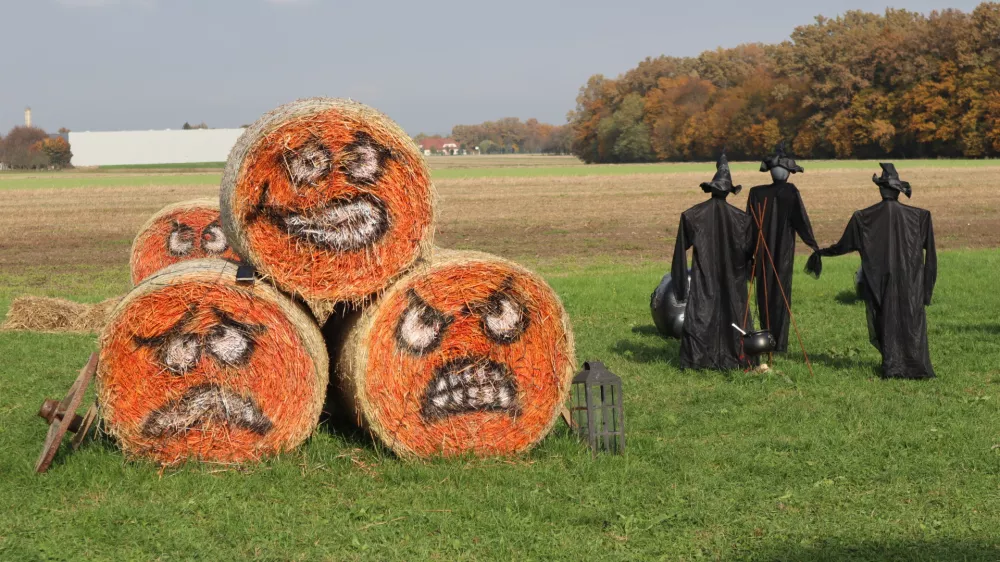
[569,361,625,456]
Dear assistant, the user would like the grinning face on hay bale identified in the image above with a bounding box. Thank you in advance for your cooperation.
[363,261,573,457]
[99,277,324,465]
[131,203,240,284]
[226,101,434,308]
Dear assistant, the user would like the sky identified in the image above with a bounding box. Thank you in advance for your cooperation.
[0,0,986,136]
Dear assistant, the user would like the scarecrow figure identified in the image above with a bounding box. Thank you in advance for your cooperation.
[806,164,936,379]
[671,152,756,370]
[745,141,818,352]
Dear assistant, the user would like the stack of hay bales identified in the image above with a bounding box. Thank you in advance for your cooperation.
[93,97,574,465]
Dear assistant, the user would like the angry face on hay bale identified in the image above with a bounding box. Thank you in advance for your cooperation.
[221,99,434,314]
[99,260,327,465]
[130,199,240,285]
[338,253,575,458]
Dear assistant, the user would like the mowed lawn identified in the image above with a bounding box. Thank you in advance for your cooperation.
[2,159,1000,560]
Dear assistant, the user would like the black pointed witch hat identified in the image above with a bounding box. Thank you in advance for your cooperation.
[759,141,804,174]
[872,162,911,198]
[701,150,742,195]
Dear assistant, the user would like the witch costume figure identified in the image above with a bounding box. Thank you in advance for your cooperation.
[806,164,936,379]
[671,152,756,370]
[745,141,819,352]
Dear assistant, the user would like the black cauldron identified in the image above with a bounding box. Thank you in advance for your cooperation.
[650,273,689,339]
[742,329,776,356]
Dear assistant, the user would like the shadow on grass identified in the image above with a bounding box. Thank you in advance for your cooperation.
[743,538,1000,561]
[834,289,863,305]
[612,338,678,365]
[808,352,880,375]
[631,325,663,337]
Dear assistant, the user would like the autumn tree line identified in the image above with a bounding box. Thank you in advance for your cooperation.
[417,118,572,154]
[569,3,1000,163]
[0,126,73,169]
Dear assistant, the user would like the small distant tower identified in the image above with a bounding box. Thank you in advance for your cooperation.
[24,107,32,128]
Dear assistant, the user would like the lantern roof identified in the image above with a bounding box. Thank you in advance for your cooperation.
[573,360,621,384]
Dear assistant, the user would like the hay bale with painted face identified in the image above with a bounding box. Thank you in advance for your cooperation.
[221,98,435,321]
[329,250,575,458]
[130,199,240,285]
[98,259,328,465]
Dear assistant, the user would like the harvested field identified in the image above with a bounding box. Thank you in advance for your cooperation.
[0,166,997,274]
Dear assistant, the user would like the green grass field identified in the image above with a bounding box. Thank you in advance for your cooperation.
[3,252,1000,560]
[2,157,998,190]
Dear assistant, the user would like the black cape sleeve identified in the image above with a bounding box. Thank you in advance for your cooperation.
[923,213,937,305]
[671,213,691,302]
[791,188,819,252]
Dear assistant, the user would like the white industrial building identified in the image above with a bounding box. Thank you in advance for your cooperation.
[68,128,246,167]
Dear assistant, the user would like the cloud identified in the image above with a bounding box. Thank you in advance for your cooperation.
[264,0,311,4]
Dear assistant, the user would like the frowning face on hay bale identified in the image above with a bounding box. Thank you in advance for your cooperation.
[335,251,575,458]
[221,98,435,319]
[99,259,328,465]
[130,199,240,285]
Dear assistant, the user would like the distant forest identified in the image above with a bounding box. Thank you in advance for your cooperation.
[568,2,1000,163]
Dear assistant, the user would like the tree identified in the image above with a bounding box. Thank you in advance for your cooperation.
[479,140,500,154]
[0,126,50,169]
[596,93,654,163]
[37,137,73,168]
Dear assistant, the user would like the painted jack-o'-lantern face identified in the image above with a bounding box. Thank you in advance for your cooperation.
[131,200,240,285]
[223,99,434,310]
[99,261,327,465]
[359,259,574,457]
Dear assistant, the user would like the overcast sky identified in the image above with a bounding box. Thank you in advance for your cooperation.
[0,0,985,136]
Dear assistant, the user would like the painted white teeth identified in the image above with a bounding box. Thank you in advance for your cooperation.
[422,360,518,419]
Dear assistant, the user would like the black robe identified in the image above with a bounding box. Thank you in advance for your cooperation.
[745,182,818,352]
[806,198,937,379]
[672,195,755,370]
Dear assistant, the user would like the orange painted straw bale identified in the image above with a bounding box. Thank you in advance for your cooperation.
[221,98,435,321]
[98,259,328,465]
[130,199,240,285]
[329,250,575,458]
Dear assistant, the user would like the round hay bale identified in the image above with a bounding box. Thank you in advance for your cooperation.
[2,296,122,334]
[221,98,435,321]
[330,249,575,458]
[98,259,328,465]
[130,199,240,285]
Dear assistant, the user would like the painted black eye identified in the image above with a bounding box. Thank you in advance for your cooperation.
[282,137,333,189]
[342,132,392,186]
[396,290,453,356]
[201,221,228,254]
[205,309,264,367]
[167,221,195,256]
[475,287,530,345]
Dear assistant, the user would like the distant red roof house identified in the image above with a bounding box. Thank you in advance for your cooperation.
[418,137,460,155]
